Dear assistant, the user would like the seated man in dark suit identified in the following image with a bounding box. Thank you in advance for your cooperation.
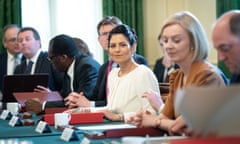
[65,16,149,108]
[2,27,63,103]
[14,27,63,91]
[25,34,100,113]
[153,56,179,83]
[0,24,23,99]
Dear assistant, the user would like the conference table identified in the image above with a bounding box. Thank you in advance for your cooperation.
[0,113,124,144]
[2,111,240,144]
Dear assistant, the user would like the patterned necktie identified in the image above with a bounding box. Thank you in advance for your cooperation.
[13,56,19,72]
[25,60,33,74]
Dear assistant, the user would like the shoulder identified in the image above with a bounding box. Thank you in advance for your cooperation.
[75,54,100,67]
[190,61,219,75]
[37,51,49,61]
[188,61,225,85]
[0,51,7,59]
[134,54,149,66]
[134,65,155,77]
[39,51,48,57]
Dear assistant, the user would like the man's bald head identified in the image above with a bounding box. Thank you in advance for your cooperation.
[212,10,240,74]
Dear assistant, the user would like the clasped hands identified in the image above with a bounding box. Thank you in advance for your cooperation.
[24,85,51,114]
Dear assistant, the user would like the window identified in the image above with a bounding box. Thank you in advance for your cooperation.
[21,0,103,64]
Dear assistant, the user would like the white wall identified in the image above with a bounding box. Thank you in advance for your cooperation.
[21,0,51,52]
[143,0,217,68]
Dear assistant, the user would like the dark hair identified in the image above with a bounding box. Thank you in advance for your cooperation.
[49,34,79,58]
[230,13,240,38]
[2,24,20,42]
[18,27,41,41]
[108,24,137,48]
[97,16,122,36]
[73,37,93,57]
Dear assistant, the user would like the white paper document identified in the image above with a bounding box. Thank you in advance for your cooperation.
[78,123,136,131]
[175,85,240,137]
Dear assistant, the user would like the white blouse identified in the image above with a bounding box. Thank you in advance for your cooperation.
[107,65,160,119]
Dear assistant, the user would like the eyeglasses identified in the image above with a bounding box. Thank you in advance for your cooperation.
[5,38,17,43]
[99,32,110,37]
[47,55,58,61]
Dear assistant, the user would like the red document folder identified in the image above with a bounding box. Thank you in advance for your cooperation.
[169,136,240,144]
[84,127,168,139]
[43,112,104,125]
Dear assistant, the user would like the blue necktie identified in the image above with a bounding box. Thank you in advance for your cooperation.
[25,61,33,74]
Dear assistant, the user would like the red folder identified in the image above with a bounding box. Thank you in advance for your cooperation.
[45,108,67,114]
[169,136,240,144]
[84,127,168,139]
[43,112,104,125]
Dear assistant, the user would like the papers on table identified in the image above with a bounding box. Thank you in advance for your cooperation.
[175,85,240,137]
[78,123,136,131]
[121,136,186,144]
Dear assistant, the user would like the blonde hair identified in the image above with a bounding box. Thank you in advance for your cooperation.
[159,11,209,61]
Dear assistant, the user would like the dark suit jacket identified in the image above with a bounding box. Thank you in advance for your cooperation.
[0,52,8,92]
[230,74,240,84]
[90,53,149,107]
[45,53,100,108]
[153,57,179,83]
[0,52,25,92]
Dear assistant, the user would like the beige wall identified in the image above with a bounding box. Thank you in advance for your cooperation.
[143,0,217,68]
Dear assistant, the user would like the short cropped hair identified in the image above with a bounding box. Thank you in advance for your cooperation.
[230,13,240,38]
[18,27,41,41]
[49,34,79,58]
[97,16,122,36]
[2,24,20,42]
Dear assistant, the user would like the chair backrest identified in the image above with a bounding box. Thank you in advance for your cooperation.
[159,83,170,103]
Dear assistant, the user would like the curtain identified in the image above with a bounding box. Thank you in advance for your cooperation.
[216,0,240,78]
[102,0,144,62]
[0,0,22,52]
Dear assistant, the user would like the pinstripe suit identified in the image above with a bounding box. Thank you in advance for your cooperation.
[0,51,25,92]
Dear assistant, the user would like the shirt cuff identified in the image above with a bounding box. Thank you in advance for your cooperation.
[158,104,165,113]
[90,101,95,107]
[42,101,47,110]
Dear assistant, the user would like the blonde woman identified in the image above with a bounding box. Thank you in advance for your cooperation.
[128,11,225,134]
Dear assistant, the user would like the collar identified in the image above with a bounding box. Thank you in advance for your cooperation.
[67,59,75,77]
[28,49,41,63]
[7,51,23,61]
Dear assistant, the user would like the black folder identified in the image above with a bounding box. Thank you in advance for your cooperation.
[2,74,49,102]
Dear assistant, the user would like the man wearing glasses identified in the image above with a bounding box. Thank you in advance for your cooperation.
[24,34,100,113]
[0,24,23,100]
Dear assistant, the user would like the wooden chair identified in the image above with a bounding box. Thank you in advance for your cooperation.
[159,83,170,103]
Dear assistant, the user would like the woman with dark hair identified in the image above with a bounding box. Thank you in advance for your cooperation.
[66,24,161,121]
[92,24,160,121]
